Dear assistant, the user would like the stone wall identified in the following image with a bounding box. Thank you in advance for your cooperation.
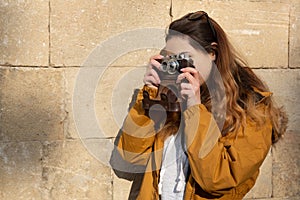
[0,0,299,199]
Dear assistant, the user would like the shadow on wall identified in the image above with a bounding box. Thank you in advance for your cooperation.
[0,67,65,199]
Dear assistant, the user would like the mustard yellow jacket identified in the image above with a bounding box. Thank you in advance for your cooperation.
[115,86,273,200]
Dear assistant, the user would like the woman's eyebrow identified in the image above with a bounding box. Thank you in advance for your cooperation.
[180,51,191,54]
[159,50,191,56]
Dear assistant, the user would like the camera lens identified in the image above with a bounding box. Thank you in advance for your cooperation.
[168,59,179,74]
[161,60,168,72]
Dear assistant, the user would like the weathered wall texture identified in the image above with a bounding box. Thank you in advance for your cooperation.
[0,0,299,199]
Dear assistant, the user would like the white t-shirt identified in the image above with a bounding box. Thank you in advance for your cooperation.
[158,132,189,200]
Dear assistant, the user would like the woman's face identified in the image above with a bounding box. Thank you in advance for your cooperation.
[162,36,214,82]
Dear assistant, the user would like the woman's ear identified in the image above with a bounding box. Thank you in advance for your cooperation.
[209,52,216,61]
[209,42,218,61]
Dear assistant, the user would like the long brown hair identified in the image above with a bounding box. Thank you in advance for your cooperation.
[164,11,287,143]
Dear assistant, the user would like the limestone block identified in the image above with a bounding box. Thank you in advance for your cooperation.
[254,69,300,131]
[111,49,163,68]
[0,67,65,141]
[171,1,290,68]
[50,0,171,66]
[41,139,112,200]
[290,1,300,68]
[95,66,145,138]
[113,173,132,200]
[0,141,43,200]
[0,0,49,66]
[67,66,145,139]
[272,130,300,198]
[244,149,272,199]
[63,67,80,139]
[88,44,164,68]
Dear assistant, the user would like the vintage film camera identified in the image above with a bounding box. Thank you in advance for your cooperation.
[142,53,195,112]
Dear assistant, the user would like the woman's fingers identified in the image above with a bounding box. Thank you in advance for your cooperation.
[180,82,192,97]
[177,67,201,88]
[143,54,164,86]
[181,67,199,76]
[177,67,202,107]
[149,54,164,70]
[143,69,160,86]
[180,82,201,107]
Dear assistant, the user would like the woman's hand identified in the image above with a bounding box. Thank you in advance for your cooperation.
[176,67,203,108]
[143,55,164,88]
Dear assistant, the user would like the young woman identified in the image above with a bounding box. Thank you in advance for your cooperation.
[112,11,287,200]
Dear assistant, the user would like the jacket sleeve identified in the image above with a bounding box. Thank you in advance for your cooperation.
[184,104,272,196]
[116,86,158,166]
